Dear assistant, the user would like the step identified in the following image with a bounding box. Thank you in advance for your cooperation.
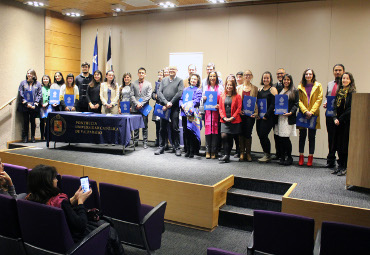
[234,176,292,195]
[229,188,283,201]
[226,192,281,212]
[218,205,254,231]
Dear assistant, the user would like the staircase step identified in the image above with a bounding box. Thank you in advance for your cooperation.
[234,176,292,195]
[226,192,281,212]
[218,205,254,231]
[229,188,283,201]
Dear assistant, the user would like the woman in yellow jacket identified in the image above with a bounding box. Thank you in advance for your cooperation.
[297,68,323,166]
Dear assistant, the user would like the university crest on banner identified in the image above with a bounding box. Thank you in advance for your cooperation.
[50,114,67,136]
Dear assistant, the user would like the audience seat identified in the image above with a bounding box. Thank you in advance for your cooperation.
[0,194,26,255]
[248,210,315,255]
[314,221,370,255]
[16,199,110,255]
[207,247,244,255]
[99,182,167,254]
[60,175,100,209]
[3,163,28,194]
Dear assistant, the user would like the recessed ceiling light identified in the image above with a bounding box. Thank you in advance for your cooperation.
[62,9,84,17]
[24,0,49,7]
[207,0,228,3]
[111,4,126,12]
[154,0,179,8]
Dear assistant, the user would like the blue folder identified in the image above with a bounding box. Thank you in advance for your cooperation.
[296,112,317,129]
[183,90,194,103]
[138,98,153,117]
[49,89,60,105]
[325,96,335,117]
[64,95,75,107]
[24,91,33,105]
[257,99,267,118]
[120,101,130,114]
[242,96,257,117]
[275,94,289,115]
[204,91,218,111]
[40,105,53,118]
[153,104,171,120]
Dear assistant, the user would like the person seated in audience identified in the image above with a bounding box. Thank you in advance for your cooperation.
[26,164,125,255]
[86,70,103,113]
[0,162,18,199]
[60,73,79,111]
[218,78,242,163]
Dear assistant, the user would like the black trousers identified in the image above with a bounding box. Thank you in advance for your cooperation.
[22,110,37,138]
[40,118,46,139]
[159,107,180,149]
[206,134,218,153]
[326,116,336,164]
[299,128,317,155]
[134,112,148,143]
[240,116,255,139]
[279,137,292,158]
[183,120,199,154]
[256,118,274,154]
[221,133,236,156]
[337,152,348,169]
[274,134,281,156]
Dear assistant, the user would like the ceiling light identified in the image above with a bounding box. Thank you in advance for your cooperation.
[111,4,126,12]
[62,9,84,17]
[24,0,49,7]
[154,0,179,8]
[207,0,228,3]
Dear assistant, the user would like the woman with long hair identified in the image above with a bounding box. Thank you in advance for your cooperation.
[203,71,224,159]
[18,69,42,143]
[256,71,278,162]
[26,165,124,254]
[87,70,103,113]
[179,73,203,158]
[237,70,258,162]
[218,78,242,163]
[50,72,65,111]
[331,72,356,176]
[0,162,18,199]
[297,68,323,166]
[60,73,79,111]
[119,72,132,114]
[274,74,299,166]
[100,70,120,114]
[39,75,51,140]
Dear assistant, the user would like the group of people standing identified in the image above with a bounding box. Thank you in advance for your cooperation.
[18,62,355,175]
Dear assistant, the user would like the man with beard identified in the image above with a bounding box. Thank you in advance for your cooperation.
[324,64,345,168]
[75,62,93,112]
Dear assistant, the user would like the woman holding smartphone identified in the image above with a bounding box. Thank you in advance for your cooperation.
[297,68,323,166]
[100,70,120,114]
[60,73,79,111]
[0,161,18,199]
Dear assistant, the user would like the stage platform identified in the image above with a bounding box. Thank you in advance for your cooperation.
[1,140,369,231]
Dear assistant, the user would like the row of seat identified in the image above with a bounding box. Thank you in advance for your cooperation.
[1,163,167,255]
[208,210,370,255]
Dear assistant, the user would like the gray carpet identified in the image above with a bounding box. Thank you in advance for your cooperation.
[7,141,370,209]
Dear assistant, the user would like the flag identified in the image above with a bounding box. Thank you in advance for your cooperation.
[92,31,98,73]
[106,31,112,72]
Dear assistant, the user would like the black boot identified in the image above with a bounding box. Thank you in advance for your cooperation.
[284,156,293,166]
[219,155,230,163]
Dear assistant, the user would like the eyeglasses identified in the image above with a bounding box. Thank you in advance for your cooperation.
[277,72,284,75]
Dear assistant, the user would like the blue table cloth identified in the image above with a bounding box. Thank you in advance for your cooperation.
[47,112,144,147]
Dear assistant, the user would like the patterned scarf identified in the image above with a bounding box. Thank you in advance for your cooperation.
[336,86,349,108]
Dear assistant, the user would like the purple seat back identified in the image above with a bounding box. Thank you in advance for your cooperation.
[207,247,244,255]
[3,163,28,194]
[253,210,314,255]
[320,221,370,254]
[16,199,74,254]
[0,194,21,238]
[61,175,100,209]
[99,182,141,223]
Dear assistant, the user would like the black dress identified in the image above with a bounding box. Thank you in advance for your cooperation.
[333,92,353,154]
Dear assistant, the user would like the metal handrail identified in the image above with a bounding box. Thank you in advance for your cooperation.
[0,97,17,111]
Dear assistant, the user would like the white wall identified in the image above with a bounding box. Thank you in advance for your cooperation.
[78,0,369,158]
[0,0,45,150]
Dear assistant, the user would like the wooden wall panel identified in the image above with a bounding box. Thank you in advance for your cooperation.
[45,31,81,48]
[346,93,370,188]
[45,57,81,72]
[45,11,81,36]
[45,43,80,60]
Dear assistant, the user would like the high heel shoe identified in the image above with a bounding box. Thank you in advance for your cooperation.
[298,155,304,166]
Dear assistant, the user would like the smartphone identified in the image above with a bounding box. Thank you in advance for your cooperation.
[80,176,90,193]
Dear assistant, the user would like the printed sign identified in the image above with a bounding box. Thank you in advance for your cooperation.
[24,91,33,105]
[275,94,289,115]
[49,89,60,105]
[257,99,267,118]
[243,96,257,116]
[120,101,130,114]
[204,91,218,111]
[183,90,194,103]
[64,95,75,107]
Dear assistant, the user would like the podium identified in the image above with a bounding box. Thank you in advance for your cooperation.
[346,93,370,189]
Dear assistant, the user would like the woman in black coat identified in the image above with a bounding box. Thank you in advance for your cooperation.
[331,72,356,176]
[274,74,299,165]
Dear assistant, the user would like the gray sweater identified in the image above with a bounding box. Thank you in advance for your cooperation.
[158,76,184,107]
[0,185,17,199]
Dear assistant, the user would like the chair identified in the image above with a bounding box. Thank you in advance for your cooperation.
[248,210,315,255]
[16,199,110,255]
[207,247,244,255]
[99,182,167,254]
[0,194,26,255]
[3,163,28,194]
[314,221,370,255]
[60,175,100,209]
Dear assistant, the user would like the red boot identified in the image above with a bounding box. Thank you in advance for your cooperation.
[307,155,313,166]
[299,155,304,166]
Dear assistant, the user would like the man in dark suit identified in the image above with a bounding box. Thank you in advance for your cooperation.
[272,68,285,160]
[131,67,152,149]
[155,66,184,156]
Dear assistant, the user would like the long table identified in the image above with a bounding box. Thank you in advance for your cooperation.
[46,112,144,154]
